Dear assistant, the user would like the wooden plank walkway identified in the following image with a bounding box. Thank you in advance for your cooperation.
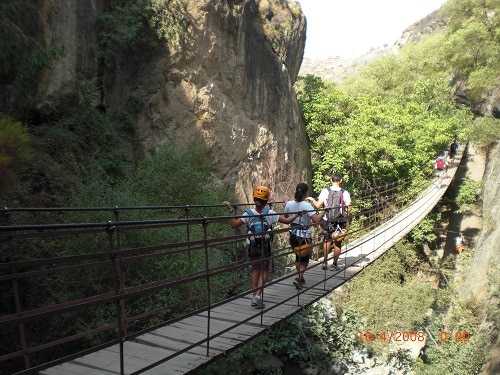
[41,160,460,375]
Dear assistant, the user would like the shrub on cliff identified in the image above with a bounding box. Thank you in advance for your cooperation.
[0,116,31,193]
[456,177,482,213]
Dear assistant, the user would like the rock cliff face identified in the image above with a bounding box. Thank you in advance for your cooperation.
[462,142,500,373]
[31,0,311,203]
[395,10,446,47]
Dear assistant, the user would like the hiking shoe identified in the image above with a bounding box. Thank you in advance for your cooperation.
[254,298,265,309]
[293,280,303,290]
[250,296,258,307]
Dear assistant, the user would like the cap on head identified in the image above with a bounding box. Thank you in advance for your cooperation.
[253,185,270,201]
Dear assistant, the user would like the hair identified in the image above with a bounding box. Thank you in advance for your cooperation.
[294,182,309,202]
[331,175,342,183]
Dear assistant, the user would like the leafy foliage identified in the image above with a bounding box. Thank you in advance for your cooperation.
[0,1,63,111]
[345,242,433,332]
[442,0,500,101]
[296,74,468,196]
[455,177,482,212]
[0,116,31,192]
[198,300,363,375]
[468,116,500,145]
[409,213,442,247]
[97,0,189,67]
[414,250,492,374]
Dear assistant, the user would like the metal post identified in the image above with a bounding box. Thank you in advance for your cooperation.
[11,266,30,369]
[4,210,30,369]
[323,239,327,291]
[202,219,211,356]
[344,208,349,279]
[259,215,265,325]
[107,219,126,375]
[231,205,240,293]
[1,206,9,225]
[185,205,192,302]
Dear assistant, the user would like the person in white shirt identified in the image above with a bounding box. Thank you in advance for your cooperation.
[231,186,297,309]
[283,183,322,289]
[306,175,351,270]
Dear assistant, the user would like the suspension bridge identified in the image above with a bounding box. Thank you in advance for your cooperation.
[0,153,462,375]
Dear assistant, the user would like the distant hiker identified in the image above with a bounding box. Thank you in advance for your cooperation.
[230,186,297,309]
[449,139,459,159]
[455,232,465,254]
[434,151,448,182]
[283,183,322,289]
[449,139,459,167]
[307,175,351,270]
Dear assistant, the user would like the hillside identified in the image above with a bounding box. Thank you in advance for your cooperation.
[299,9,446,83]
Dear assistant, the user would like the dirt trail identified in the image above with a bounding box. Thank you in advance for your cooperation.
[442,144,485,256]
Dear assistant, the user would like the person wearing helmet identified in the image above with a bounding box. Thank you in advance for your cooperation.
[231,185,298,309]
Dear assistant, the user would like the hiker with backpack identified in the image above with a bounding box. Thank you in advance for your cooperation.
[449,139,459,159]
[434,151,449,183]
[283,183,322,289]
[230,185,298,309]
[449,139,459,167]
[306,175,351,270]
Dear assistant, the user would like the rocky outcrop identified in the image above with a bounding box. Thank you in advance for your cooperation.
[28,0,311,203]
[396,9,446,47]
[461,142,500,373]
[33,0,105,107]
[478,86,500,118]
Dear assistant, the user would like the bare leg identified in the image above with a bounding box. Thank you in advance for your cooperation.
[333,241,342,266]
[300,263,307,281]
[259,269,268,297]
[323,241,331,267]
[251,268,259,296]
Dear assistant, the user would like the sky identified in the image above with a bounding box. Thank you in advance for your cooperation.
[296,0,447,59]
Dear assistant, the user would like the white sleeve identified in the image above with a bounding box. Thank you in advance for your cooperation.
[284,202,291,214]
[343,191,351,206]
[305,202,316,217]
[240,211,249,224]
[318,188,329,205]
[268,210,279,225]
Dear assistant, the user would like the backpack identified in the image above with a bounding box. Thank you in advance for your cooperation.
[326,188,346,224]
[436,157,446,170]
[244,207,273,243]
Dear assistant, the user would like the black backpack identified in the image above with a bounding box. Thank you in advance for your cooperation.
[326,188,346,224]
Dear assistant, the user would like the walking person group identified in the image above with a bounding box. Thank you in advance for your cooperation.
[230,174,351,309]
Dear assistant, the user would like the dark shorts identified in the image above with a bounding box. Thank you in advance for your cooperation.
[290,234,312,265]
[248,239,271,270]
[322,220,347,243]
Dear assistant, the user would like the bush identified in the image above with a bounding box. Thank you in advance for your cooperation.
[0,115,31,192]
[197,300,363,375]
[456,178,482,213]
[345,242,433,332]
[467,117,500,146]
